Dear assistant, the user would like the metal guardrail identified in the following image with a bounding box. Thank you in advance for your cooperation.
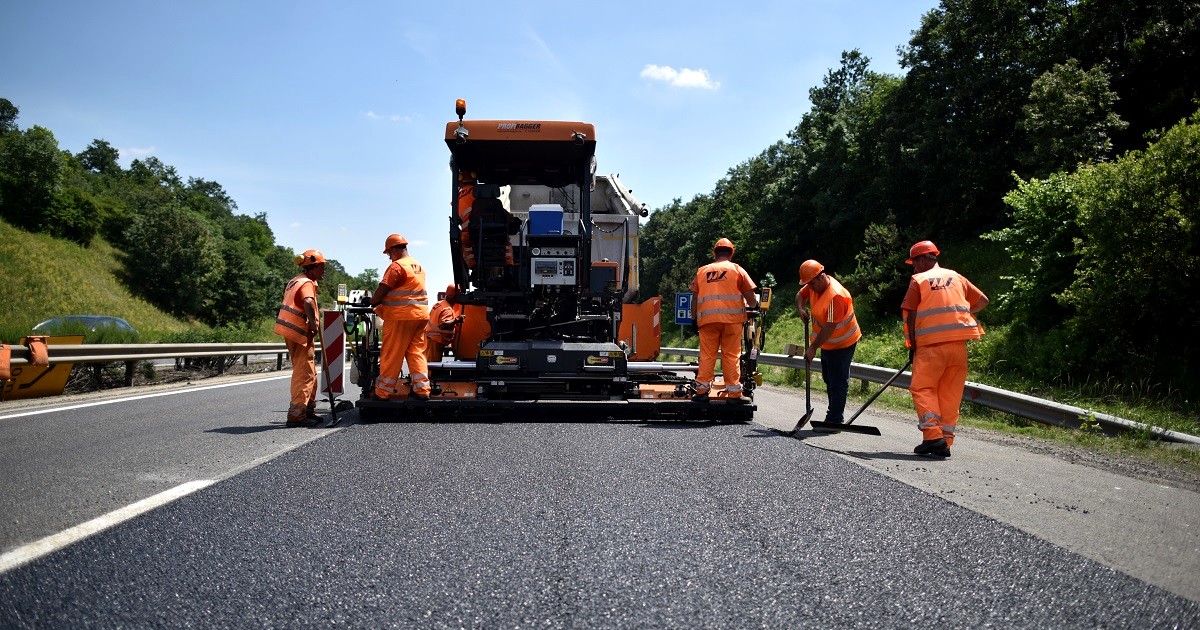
[662,347,1200,446]
[6,343,290,387]
[5,342,1197,445]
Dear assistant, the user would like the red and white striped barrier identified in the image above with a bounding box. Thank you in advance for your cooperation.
[320,311,344,396]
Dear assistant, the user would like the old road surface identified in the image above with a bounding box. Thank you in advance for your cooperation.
[1,374,1197,627]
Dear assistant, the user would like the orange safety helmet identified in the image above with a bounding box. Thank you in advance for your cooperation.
[383,233,408,253]
[799,259,825,285]
[294,249,326,268]
[906,240,940,265]
[713,237,736,256]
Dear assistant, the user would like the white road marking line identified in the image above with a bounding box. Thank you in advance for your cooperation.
[0,374,292,420]
[0,479,216,574]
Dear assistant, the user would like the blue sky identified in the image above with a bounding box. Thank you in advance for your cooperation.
[2,0,935,290]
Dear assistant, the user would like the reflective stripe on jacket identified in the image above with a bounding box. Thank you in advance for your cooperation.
[905,266,983,347]
[807,277,861,350]
[273,275,316,345]
[377,256,429,321]
[693,260,753,327]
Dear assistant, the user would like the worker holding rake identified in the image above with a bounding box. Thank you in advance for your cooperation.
[901,240,988,457]
[795,259,861,425]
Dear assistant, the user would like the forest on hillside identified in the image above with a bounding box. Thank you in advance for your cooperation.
[0,100,376,328]
[640,0,1199,399]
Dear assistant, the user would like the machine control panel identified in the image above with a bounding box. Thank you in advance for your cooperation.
[529,246,578,286]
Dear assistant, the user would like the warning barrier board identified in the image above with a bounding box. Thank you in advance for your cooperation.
[320,311,344,396]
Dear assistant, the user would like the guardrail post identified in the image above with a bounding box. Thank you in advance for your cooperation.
[124,361,135,387]
[276,354,283,371]
[242,355,248,367]
[92,364,103,389]
[217,358,225,375]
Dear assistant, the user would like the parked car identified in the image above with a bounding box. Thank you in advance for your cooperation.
[32,315,138,335]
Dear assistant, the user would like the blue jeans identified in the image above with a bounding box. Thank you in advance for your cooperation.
[820,343,857,423]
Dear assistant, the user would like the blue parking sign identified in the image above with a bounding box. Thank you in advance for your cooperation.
[675,292,694,325]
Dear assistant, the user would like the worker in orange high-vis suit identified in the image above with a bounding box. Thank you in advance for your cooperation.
[371,234,432,401]
[273,249,327,427]
[901,240,988,457]
[457,174,514,270]
[795,259,861,424]
[425,284,463,362]
[690,238,759,403]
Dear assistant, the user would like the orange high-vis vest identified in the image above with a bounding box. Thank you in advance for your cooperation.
[807,277,861,350]
[694,260,751,327]
[273,275,316,344]
[425,300,460,345]
[377,256,428,321]
[904,266,984,347]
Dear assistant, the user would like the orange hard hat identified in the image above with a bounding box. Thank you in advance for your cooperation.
[906,240,940,265]
[799,259,825,285]
[445,284,457,299]
[294,249,326,267]
[383,233,408,253]
[713,237,735,256]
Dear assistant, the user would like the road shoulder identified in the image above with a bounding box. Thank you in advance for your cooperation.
[753,384,1200,603]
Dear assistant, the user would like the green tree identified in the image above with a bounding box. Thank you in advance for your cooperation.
[122,204,224,317]
[0,98,18,136]
[76,139,122,175]
[1061,111,1200,390]
[1020,59,1128,176]
[0,125,63,232]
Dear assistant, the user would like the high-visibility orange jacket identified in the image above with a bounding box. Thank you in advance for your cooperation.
[273,275,317,345]
[377,256,429,321]
[690,260,756,327]
[801,276,861,350]
[902,265,984,347]
[425,300,461,345]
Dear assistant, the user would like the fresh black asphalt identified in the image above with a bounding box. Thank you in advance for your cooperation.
[2,418,1198,628]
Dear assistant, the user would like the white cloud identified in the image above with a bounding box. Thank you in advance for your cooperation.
[123,145,156,157]
[366,111,412,123]
[640,64,720,90]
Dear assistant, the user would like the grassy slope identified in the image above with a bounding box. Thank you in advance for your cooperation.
[0,219,196,343]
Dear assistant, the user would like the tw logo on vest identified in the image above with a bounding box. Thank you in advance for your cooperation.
[704,270,728,283]
[927,277,955,291]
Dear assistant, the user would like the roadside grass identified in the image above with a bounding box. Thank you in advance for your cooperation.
[0,219,197,344]
[752,313,1200,478]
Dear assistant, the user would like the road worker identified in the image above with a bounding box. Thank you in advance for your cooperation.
[371,234,432,401]
[273,249,326,427]
[901,240,988,457]
[795,259,861,424]
[425,284,463,362]
[690,238,759,403]
[457,173,514,271]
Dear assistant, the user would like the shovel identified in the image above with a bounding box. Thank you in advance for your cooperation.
[809,353,913,436]
[780,319,814,435]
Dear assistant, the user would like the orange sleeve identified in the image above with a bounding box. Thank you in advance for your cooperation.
[900,278,921,312]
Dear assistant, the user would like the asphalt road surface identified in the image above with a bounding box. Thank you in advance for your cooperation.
[0,375,1197,627]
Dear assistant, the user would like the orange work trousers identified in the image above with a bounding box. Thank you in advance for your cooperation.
[285,337,317,420]
[425,336,446,362]
[375,319,430,399]
[909,340,968,445]
[696,322,743,398]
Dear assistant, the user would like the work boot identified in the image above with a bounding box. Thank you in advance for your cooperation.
[691,391,710,403]
[304,404,322,420]
[914,438,951,457]
[408,391,430,402]
[285,415,320,428]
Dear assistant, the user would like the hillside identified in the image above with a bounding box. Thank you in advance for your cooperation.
[0,218,196,343]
